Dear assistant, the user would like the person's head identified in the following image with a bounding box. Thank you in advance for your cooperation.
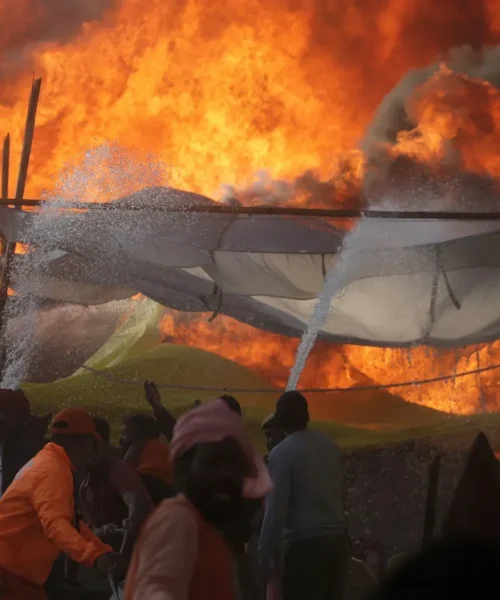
[0,389,30,438]
[275,391,309,434]
[50,407,99,470]
[218,395,242,416]
[261,413,286,453]
[120,413,161,453]
[171,400,271,537]
[371,534,500,600]
[89,417,112,466]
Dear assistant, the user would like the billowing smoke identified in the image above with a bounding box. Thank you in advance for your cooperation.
[220,157,362,209]
[362,45,500,209]
[220,170,351,209]
[364,45,500,149]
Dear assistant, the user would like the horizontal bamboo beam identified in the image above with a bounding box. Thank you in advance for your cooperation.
[2,198,500,221]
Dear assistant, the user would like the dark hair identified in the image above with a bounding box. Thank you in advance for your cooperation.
[124,413,161,439]
[371,534,500,599]
[93,417,111,444]
[219,395,242,416]
[276,391,309,432]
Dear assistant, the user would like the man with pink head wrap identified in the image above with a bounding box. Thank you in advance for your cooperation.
[124,399,271,600]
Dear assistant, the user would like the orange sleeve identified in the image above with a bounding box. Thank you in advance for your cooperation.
[30,470,111,567]
[126,502,198,600]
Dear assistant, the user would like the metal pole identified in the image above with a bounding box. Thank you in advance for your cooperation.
[0,79,42,378]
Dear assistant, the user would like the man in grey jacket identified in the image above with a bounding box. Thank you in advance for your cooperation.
[258,391,349,600]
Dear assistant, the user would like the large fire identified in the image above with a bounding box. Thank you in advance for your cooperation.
[160,311,500,416]
[1,0,500,415]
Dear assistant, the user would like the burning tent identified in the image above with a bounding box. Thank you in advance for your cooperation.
[2,186,500,349]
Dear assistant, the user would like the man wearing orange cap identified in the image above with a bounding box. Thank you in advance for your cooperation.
[0,407,121,599]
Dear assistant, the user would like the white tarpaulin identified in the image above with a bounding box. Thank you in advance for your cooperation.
[1,186,500,347]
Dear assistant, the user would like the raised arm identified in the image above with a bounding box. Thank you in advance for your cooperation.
[145,381,176,441]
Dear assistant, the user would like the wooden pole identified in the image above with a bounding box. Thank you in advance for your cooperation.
[15,78,42,202]
[0,78,42,379]
[1,134,8,200]
[0,135,11,376]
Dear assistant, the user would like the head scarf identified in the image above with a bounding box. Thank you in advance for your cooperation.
[0,388,30,416]
[171,399,272,499]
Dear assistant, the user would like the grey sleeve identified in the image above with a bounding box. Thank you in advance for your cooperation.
[258,448,291,572]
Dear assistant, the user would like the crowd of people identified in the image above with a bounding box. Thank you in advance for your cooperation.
[0,383,496,600]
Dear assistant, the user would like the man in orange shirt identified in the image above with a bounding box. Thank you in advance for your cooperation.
[0,407,121,600]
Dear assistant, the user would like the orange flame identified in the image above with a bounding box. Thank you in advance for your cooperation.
[1,0,500,416]
[160,311,500,416]
[2,0,497,201]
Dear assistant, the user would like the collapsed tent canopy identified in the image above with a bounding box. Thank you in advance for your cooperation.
[1,186,500,348]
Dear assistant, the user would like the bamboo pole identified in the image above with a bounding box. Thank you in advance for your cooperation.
[0,78,42,379]
[0,135,11,376]
[15,78,42,202]
[1,134,8,200]
[2,199,500,221]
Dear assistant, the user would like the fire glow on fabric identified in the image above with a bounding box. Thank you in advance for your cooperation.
[1,0,500,414]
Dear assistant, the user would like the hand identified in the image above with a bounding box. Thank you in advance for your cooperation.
[95,523,124,546]
[144,380,162,411]
[94,552,123,575]
[100,523,120,536]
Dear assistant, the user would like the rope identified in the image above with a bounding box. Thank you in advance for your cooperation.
[81,361,500,394]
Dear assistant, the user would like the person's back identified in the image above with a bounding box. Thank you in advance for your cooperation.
[276,428,345,541]
[259,391,349,600]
